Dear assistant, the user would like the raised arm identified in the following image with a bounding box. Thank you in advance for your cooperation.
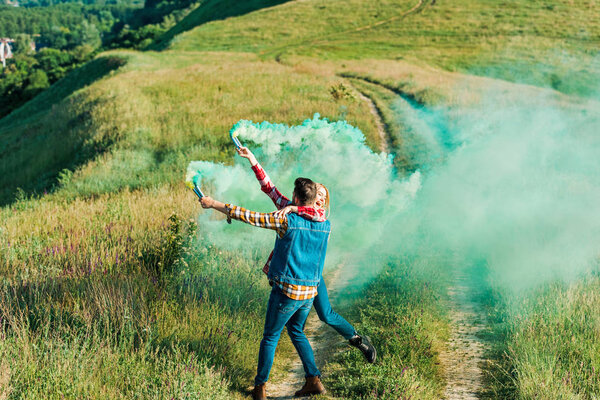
[237,147,291,210]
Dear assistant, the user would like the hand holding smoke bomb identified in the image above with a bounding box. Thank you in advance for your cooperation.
[185,174,206,199]
[199,196,215,209]
[236,146,258,166]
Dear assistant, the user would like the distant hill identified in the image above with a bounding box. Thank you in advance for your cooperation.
[159,0,600,96]
[0,0,598,204]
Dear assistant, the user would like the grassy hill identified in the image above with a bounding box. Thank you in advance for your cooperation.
[0,0,599,398]
[163,0,599,95]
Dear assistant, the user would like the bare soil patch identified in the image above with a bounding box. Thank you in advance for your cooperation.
[438,274,490,399]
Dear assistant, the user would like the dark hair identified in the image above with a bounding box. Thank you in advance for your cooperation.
[293,177,317,206]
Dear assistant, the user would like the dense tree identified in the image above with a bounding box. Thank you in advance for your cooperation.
[0,4,135,48]
[12,33,34,54]
[0,3,137,117]
[0,0,196,117]
[23,68,49,96]
[16,0,141,8]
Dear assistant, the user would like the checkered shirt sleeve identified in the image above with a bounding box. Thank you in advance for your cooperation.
[297,206,326,222]
[226,204,287,238]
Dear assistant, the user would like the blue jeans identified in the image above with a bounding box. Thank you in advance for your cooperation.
[314,279,357,340]
[255,287,320,386]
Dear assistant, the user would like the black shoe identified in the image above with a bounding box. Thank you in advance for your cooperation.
[349,334,376,363]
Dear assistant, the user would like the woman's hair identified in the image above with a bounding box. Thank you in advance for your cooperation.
[316,183,330,218]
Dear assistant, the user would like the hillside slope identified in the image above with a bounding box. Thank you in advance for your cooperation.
[164,0,600,95]
[2,0,598,205]
[0,1,599,398]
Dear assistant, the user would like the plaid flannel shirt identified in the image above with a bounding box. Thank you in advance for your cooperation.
[251,163,326,276]
[226,204,318,300]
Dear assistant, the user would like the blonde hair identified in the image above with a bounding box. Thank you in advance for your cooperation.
[316,183,330,218]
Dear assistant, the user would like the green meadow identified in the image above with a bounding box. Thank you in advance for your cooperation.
[1,0,599,398]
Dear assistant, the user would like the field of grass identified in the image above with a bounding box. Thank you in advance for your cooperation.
[0,186,302,398]
[0,0,599,398]
[165,0,600,96]
[481,274,600,399]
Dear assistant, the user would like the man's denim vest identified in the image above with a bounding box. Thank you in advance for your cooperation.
[268,213,331,287]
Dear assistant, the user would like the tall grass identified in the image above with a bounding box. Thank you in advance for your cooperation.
[485,275,600,399]
[0,183,297,397]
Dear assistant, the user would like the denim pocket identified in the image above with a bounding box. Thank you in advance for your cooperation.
[277,300,295,315]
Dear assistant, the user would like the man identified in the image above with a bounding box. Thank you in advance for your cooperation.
[200,177,330,399]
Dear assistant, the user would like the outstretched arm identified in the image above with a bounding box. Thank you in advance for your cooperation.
[236,146,258,167]
[237,147,291,209]
[199,196,228,214]
[200,196,288,237]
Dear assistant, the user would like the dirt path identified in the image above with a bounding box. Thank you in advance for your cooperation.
[349,75,492,399]
[265,265,345,399]
[438,273,489,399]
[308,0,426,46]
[353,88,389,153]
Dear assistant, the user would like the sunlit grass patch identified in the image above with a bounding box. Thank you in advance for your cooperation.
[0,51,377,205]
[484,275,600,399]
[0,332,235,399]
[165,0,599,97]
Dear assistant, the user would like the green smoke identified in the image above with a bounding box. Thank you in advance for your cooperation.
[188,91,600,293]
[393,89,600,292]
[187,114,420,278]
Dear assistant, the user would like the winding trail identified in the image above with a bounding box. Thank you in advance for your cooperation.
[353,88,390,154]
[350,74,492,398]
[337,0,425,34]
[438,272,490,399]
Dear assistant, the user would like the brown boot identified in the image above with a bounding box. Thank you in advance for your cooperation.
[294,376,326,397]
[252,383,266,400]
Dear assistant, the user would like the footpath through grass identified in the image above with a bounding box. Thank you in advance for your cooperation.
[324,259,450,399]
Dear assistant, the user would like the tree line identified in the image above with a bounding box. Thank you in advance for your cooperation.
[0,0,196,118]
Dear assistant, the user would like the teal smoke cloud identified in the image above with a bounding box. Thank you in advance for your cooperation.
[188,91,600,293]
[187,114,421,276]
[393,91,600,291]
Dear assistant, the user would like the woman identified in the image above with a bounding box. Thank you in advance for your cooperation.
[237,147,376,365]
